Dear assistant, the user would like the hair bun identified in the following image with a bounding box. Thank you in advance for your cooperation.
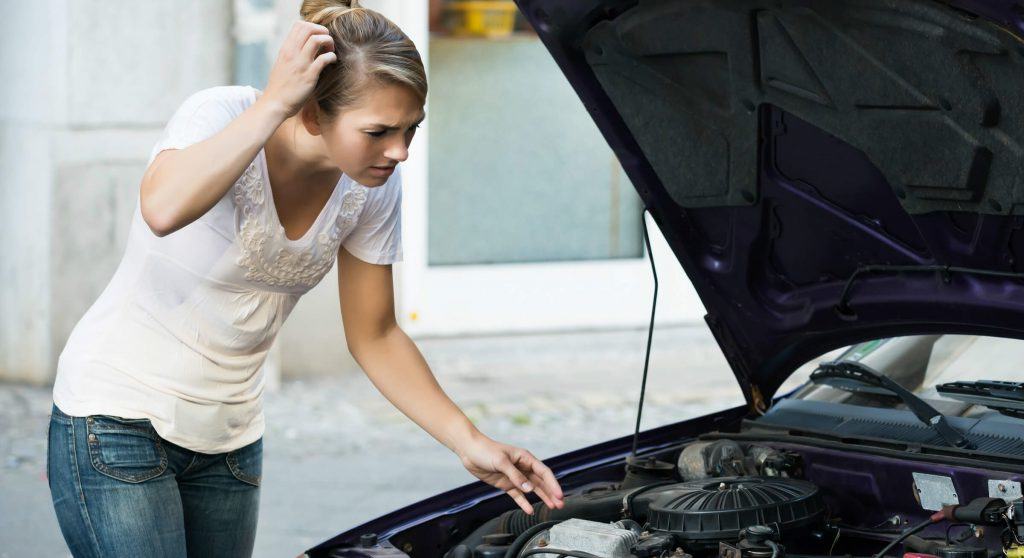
[300,0,362,25]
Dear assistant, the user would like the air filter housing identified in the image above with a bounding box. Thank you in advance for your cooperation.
[645,477,825,544]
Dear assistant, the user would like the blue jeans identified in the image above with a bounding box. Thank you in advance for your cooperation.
[46,404,262,557]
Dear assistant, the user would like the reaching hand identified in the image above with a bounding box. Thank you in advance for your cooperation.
[457,434,564,515]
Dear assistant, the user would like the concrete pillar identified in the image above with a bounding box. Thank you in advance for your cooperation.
[0,1,233,384]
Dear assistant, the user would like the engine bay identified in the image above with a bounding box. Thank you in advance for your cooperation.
[425,439,1024,558]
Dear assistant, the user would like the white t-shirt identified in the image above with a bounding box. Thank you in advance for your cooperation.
[52,85,403,453]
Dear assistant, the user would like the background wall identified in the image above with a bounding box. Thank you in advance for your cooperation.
[0,0,234,384]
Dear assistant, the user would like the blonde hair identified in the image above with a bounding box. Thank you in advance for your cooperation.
[300,0,427,119]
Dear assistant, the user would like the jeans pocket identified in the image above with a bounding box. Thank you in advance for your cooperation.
[225,438,262,487]
[86,415,168,483]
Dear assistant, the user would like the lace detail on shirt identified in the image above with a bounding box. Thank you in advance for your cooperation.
[233,161,368,289]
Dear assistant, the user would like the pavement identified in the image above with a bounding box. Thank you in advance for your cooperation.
[0,325,755,558]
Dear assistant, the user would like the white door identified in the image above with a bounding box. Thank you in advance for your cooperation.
[396,33,704,336]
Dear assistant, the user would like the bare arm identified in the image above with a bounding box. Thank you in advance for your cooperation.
[140,100,288,236]
[336,246,564,514]
[337,246,472,453]
[139,21,337,236]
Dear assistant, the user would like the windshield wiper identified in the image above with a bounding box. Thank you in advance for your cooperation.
[810,360,976,449]
[937,380,1024,419]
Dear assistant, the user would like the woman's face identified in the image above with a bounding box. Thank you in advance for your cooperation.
[315,82,425,187]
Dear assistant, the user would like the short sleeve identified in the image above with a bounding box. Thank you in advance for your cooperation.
[147,86,248,165]
[341,167,404,265]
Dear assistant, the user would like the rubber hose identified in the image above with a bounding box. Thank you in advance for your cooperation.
[499,488,627,535]
[504,520,562,558]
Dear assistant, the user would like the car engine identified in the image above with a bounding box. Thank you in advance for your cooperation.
[498,474,825,558]
[430,439,1024,558]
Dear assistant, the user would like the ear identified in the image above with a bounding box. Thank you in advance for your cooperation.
[298,100,324,136]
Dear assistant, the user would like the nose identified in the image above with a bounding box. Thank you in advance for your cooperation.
[383,137,409,163]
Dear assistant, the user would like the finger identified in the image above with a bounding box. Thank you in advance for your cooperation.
[505,487,534,515]
[311,50,338,73]
[283,21,316,56]
[493,472,557,510]
[528,473,565,509]
[526,454,564,501]
[512,449,563,502]
[284,21,304,45]
[496,455,534,496]
[486,475,514,492]
[529,481,558,510]
[302,33,335,61]
[293,21,331,51]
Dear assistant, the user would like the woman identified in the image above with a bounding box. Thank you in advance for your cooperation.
[46,1,564,556]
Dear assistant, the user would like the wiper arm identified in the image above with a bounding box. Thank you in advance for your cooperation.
[810,360,976,450]
[937,380,1024,419]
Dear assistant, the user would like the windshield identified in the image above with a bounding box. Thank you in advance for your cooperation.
[781,335,1024,420]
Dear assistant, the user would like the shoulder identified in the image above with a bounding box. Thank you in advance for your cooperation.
[181,85,256,106]
[171,85,257,121]
[148,86,258,166]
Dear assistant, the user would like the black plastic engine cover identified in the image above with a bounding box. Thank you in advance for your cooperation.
[644,476,825,543]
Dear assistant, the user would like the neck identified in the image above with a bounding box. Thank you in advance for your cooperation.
[255,88,341,186]
[267,116,339,181]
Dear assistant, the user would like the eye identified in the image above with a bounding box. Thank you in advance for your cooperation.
[365,130,386,138]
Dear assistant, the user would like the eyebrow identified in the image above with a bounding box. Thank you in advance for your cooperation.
[368,112,426,131]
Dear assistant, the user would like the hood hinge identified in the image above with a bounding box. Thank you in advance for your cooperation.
[749,384,768,414]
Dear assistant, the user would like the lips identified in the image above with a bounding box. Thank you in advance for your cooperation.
[368,165,396,178]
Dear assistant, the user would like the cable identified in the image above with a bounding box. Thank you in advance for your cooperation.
[873,512,944,558]
[830,522,903,537]
[520,548,603,558]
[871,515,904,530]
[1005,515,1023,546]
[622,480,676,518]
[829,527,841,556]
[631,208,659,457]
[766,539,781,558]
[945,522,973,544]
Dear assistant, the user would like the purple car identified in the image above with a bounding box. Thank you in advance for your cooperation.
[305,0,1024,556]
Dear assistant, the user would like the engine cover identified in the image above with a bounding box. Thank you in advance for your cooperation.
[644,476,825,545]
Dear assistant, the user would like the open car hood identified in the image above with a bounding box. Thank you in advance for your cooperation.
[516,0,1024,408]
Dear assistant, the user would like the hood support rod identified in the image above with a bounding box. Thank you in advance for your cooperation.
[632,209,659,458]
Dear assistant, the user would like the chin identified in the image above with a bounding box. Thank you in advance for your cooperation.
[354,174,390,188]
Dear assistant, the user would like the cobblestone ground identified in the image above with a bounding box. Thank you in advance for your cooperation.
[0,326,758,558]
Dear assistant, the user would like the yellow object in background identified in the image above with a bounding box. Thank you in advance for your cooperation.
[1006,546,1024,558]
[444,1,519,38]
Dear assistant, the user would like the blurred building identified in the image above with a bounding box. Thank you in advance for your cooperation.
[0,0,703,385]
